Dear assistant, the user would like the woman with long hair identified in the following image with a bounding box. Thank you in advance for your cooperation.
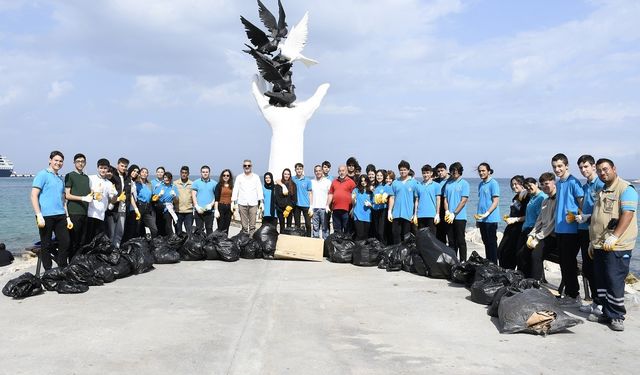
[262,172,278,226]
[371,169,390,243]
[122,164,142,242]
[384,170,395,244]
[498,175,529,269]
[214,169,234,233]
[133,167,158,238]
[352,174,373,240]
[274,168,297,231]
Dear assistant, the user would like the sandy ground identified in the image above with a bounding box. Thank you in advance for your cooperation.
[1,228,639,375]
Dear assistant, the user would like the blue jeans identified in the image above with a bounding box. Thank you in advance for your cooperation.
[311,208,329,239]
[332,210,350,234]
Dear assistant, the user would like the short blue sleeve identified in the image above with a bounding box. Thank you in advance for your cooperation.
[621,186,638,212]
[462,180,470,197]
[32,170,47,190]
[491,179,500,197]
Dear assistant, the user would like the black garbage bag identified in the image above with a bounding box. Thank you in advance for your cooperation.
[150,236,181,264]
[167,233,188,252]
[352,238,384,267]
[41,267,67,291]
[451,251,491,285]
[121,238,156,273]
[179,231,207,261]
[79,233,114,255]
[56,281,90,294]
[216,238,239,262]
[281,227,307,237]
[93,265,116,283]
[240,239,263,259]
[253,224,279,257]
[473,263,504,283]
[415,228,459,279]
[488,279,541,317]
[326,232,356,263]
[202,242,219,260]
[470,276,512,305]
[111,257,133,279]
[403,251,427,276]
[66,255,103,286]
[2,272,43,299]
[386,244,410,272]
[231,232,253,259]
[498,288,583,335]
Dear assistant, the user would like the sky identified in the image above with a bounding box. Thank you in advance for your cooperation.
[0,0,639,178]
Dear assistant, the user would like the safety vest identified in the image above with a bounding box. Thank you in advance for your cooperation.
[590,177,638,251]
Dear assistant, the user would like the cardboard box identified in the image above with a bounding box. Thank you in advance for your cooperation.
[274,234,324,262]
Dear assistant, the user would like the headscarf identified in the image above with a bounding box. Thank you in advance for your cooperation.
[263,172,275,217]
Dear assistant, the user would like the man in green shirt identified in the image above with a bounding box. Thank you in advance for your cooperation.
[65,153,92,260]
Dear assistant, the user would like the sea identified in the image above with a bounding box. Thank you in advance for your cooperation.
[1,176,638,273]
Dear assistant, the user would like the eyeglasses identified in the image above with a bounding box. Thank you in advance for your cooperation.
[243,165,251,168]
[222,174,230,177]
[74,160,86,164]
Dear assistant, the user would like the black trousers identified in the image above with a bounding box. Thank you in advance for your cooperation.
[216,204,232,233]
[556,233,581,298]
[293,205,311,236]
[391,218,411,245]
[163,212,175,235]
[154,204,167,236]
[38,214,70,270]
[68,214,87,259]
[497,222,522,268]
[371,209,386,244]
[195,211,214,235]
[85,217,106,244]
[578,229,597,302]
[446,220,467,261]
[137,203,158,238]
[417,217,436,234]
[354,220,370,241]
[479,222,499,264]
[122,211,139,243]
[262,216,278,226]
[176,212,194,235]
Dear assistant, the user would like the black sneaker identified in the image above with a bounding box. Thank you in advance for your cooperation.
[587,314,610,324]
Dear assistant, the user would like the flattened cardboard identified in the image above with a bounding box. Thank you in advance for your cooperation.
[275,234,324,262]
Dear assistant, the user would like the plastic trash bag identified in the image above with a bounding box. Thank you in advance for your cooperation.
[415,228,459,279]
[451,251,490,286]
[402,251,427,276]
[231,232,254,259]
[352,238,384,267]
[253,224,279,257]
[150,236,181,264]
[111,257,133,279]
[167,233,188,252]
[386,244,410,272]
[93,265,116,284]
[470,265,525,305]
[80,234,119,265]
[488,279,541,317]
[216,238,239,262]
[281,227,307,237]
[498,288,583,335]
[179,231,207,261]
[56,281,90,294]
[326,232,356,263]
[66,255,103,286]
[241,239,263,259]
[2,272,43,299]
[121,238,156,273]
[41,267,67,291]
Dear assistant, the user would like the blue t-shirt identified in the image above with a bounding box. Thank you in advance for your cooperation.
[444,178,470,220]
[477,178,500,223]
[153,183,178,205]
[293,175,312,207]
[578,177,605,230]
[192,178,217,207]
[523,191,547,229]
[263,186,274,217]
[136,182,153,203]
[555,174,585,234]
[389,178,418,220]
[352,188,372,222]
[32,169,65,216]
[416,181,440,218]
[621,185,638,212]
[372,185,391,210]
[151,178,163,190]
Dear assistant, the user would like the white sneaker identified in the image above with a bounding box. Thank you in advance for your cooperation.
[579,302,603,316]
[558,295,582,308]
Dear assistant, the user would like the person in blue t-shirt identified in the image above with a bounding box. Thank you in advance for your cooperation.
[516,177,548,272]
[192,165,217,235]
[133,167,158,238]
[443,162,470,261]
[262,172,278,226]
[352,175,373,240]
[30,150,70,271]
[575,154,606,315]
[293,163,312,237]
[552,153,585,307]
[151,166,167,235]
[152,172,179,236]
[371,170,391,244]
[388,160,419,244]
[433,162,450,243]
[474,162,500,263]
[414,164,441,235]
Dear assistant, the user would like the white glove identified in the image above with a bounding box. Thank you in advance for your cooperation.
[107,203,114,210]
[575,214,591,224]
[214,210,220,219]
[66,217,74,230]
[308,208,314,217]
[204,203,213,211]
[195,205,204,214]
[169,190,176,197]
[603,234,618,251]
[433,214,440,225]
[325,205,332,213]
[258,202,264,213]
[231,202,237,212]
[445,210,455,224]
[158,189,165,196]
[364,200,372,207]
[505,217,519,225]
[475,212,488,220]
[165,203,178,223]
[81,194,93,203]
[281,185,289,196]
[387,211,393,222]
[36,213,45,228]
[526,235,539,249]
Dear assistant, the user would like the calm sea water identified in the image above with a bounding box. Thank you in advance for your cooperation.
[1,177,638,273]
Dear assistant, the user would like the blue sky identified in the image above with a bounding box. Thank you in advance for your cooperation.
[1,0,639,178]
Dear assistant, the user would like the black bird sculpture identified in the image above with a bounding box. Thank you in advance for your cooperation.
[258,0,288,40]
[240,16,278,55]
[244,45,296,106]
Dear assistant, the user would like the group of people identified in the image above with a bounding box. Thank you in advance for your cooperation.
[31,151,636,332]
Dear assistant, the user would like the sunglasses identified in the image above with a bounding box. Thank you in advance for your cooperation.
[243,165,252,168]
[222,174,230,177]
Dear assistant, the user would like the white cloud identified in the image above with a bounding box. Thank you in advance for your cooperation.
[47,80,73,100]
[0,87,21,106]
[133,121,161,132]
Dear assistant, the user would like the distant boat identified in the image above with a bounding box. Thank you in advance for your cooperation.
[0,155,14,177]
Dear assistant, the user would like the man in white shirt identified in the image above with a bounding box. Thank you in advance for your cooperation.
[86,158,118,241]
[310,165,332,239]
[231,159,264,235]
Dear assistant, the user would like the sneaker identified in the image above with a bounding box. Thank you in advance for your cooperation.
[609,319,624,332]
[579,302,603,316]
[587,314,610,324]
[558,295,582,308]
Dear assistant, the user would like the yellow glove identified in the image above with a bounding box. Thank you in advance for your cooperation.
[93,191,103,201]
[503,214,510,222]
[382,193,389,203]
[565,211,576,223]
[117,191,126,202]
[373,194,381,205]
[308,208,314,217]
[444,211,455,224]
[283,205,293,218]
[36,213,45,228]
[135,210,141,221]
[412,215,418,225]
[526,235,539,249]
[152,194,160,202]
[66,217,74,230]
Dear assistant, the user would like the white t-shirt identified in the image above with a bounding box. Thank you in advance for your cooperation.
[231,173,264,206]
[311,177,332,209]
[87,175,115,220]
